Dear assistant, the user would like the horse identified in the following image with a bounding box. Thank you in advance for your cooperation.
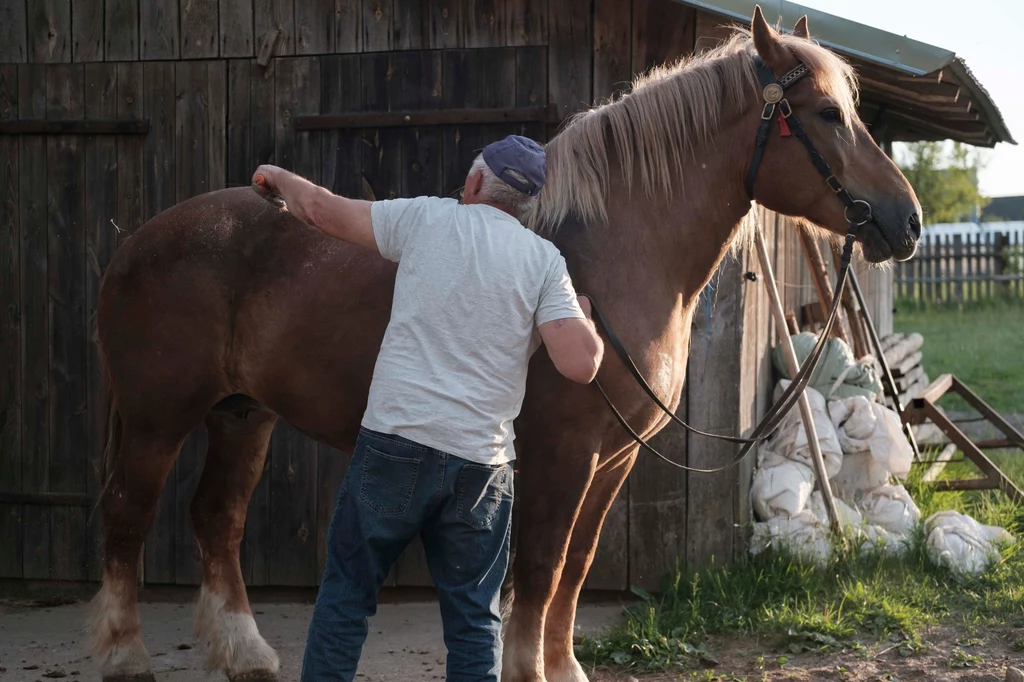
[88,8,920,682]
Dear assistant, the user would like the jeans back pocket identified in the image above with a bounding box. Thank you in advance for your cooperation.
[359,446,421,516]
[456,463,513,530]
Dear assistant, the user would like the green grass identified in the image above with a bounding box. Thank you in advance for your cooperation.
[892,297,1024,412]
[579,455,1024,673]
[579,300,1024,674]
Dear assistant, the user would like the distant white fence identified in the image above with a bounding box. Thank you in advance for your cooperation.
[895,229,1024,302]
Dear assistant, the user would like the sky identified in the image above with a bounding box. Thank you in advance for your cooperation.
[799,0,1024,198]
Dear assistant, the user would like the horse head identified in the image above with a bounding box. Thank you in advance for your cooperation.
[746,7,922,263]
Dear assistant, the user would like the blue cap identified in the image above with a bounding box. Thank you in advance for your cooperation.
[481,135,546,196]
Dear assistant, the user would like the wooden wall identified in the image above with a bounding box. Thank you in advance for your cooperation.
[0,0,894,591]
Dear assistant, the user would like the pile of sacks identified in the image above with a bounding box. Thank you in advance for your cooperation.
[749,336,1014,576]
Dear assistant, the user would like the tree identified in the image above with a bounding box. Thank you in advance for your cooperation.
[895,141,989,225]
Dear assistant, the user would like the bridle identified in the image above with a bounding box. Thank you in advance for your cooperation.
[588,54,874,474]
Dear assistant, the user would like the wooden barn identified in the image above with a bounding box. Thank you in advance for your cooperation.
[0,0,1012,592]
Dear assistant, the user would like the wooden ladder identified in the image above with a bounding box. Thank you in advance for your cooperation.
[905,374,1024,503]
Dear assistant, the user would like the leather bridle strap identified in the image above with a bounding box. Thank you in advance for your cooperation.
[586,54,872,474]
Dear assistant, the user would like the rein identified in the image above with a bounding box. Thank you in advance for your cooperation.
[588,56,872,474]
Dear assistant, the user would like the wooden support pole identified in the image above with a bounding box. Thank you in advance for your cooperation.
[798,226,851,346]
[830,242,871,359]
[754,228,845,540]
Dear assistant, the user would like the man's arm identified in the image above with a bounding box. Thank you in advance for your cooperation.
[252,164,377,252]
[537,295,604,384]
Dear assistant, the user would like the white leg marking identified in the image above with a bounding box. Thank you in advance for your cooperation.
[546,655,590,682]
[501,616,544,682]
[87,576,153,677]
[194,585,280,675]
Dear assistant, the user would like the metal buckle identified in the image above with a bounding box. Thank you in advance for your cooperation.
[761,102,776,120]
[763,82,784,104]
[826,175,843,193]
[778,99,792,118]
[844,199,873,226]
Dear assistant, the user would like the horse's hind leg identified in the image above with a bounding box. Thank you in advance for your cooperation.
[543,450,637,682]
[191,410,280,681]
[90,420,192,681]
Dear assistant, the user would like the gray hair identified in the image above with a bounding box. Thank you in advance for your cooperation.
[469,154,538,221]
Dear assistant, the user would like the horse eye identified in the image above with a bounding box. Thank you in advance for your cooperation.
[819,108,843,124]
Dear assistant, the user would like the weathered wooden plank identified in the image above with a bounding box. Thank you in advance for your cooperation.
[181,0,219,59]
[220,0,254,57]
[333,0,361,53]
[394,0,428,50]
[593,0,631,101]
[547,0,590,120]
[363,0,393,52]
[141,0,180,59]
[0,1,28,62]
[428,0,460,49]
[85,62,119,581]
[295,106,555,130]
[255,0,295,56]
[142,62,176,221]
[226,60,252,188]
[320,55,363,198]
[439,49,476,197]
[267,421,318,586]
[0,120,149,134]
[462,0,504,48]
[505,0,545,46]
[176,60,212,201]
[686,260,743,569]
[477,46,516,146]
[117,63,145,235]
[361,52,402,201]
[18,64,50,580]
[208,61,227,190]
[28,0,71,63]
[46,63,89,581]
[632,0,696,73]
[628,387,687,590]
[72,0,104,62]
[0,65,23,578]
[296,0,334,54]
[515,45,546,143]
[105,0,139,61]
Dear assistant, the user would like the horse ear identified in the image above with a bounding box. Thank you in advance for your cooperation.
[751,5,784,65]
[793,15,810,40]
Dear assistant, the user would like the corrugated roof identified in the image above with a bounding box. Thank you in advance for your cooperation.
[676,0,1015,146]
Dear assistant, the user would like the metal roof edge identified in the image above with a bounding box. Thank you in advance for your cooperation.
[946,58,1016,145]
[678,0,956,74]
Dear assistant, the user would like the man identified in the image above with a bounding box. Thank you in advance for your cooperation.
[251,134,603,682]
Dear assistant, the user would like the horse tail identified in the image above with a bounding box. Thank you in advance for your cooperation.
[90,347,121,524]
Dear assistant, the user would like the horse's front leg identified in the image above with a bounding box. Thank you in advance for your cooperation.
[501,443,598,682]
[543,448,637,682]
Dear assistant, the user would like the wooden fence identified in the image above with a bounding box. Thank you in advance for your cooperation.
[895,231,1024,302]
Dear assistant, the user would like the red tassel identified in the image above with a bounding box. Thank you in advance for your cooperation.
[778,115,792,137]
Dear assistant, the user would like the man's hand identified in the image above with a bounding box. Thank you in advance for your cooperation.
[251,165,316,224]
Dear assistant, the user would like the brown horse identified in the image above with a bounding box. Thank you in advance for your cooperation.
[89,9,920,682]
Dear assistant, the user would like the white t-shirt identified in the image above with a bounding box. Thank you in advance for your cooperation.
[363,196,585,465]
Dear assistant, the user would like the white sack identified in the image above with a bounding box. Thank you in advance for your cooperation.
[751,510,831,567]
[829,396,913,478]
[831,451,891,498]
[808,490,863,528]
[751,450,814,521]
[925,510,1015,577]
[859,484,921,535]
[772,381,843,478]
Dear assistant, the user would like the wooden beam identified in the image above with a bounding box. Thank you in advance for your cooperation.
[917,373,953,405]
[0,119,149,134]
[0,492,93,506]
[295,104,559,130]
[857,74,960,103]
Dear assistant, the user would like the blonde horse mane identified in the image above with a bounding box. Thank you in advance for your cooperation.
[525,30,860,235]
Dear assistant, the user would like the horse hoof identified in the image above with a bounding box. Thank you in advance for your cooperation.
[103,675,157,682]
[229,671,279,682]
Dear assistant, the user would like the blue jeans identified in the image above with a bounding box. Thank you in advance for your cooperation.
[302,428,514,682]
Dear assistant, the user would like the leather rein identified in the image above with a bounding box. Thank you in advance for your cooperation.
[588,56,874,474]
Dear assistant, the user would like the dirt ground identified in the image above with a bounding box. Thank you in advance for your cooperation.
[2,594,1021,681]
